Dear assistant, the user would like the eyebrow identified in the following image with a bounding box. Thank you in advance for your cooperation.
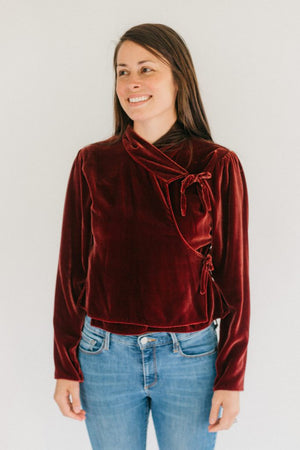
[116,60,156,67]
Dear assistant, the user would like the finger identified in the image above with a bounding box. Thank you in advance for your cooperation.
[208,408,235,432]
[55,389,85,421]
[209,401,221,425]
[60,394,86,421]
[69,383,85,415]
[208,418,221,432]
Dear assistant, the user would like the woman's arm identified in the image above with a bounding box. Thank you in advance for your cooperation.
[211,150,250,392]
[207,150,250,431]
[53,149,92,381]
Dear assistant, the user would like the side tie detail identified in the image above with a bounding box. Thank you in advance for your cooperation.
[199,252,214,295]
[180,172,212,217]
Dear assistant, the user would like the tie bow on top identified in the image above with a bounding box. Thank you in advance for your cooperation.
[179,171,212,217]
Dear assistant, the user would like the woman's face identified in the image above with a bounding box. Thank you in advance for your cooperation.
[116,40,178,130]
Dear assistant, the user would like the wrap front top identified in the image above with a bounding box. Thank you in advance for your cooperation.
[53,123,250,391]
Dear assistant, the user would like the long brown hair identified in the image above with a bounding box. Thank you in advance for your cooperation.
[110,23,214,165]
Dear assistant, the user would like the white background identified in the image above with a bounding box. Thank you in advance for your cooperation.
[1,1,299,449]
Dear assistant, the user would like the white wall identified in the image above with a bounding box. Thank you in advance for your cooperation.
[1,1,299,449]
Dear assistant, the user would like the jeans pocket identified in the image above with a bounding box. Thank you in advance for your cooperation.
[177,324,218,358]
[79,327,106,355]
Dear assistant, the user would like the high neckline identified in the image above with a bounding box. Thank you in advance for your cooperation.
[122,123,189,183]
[125,123,181,153]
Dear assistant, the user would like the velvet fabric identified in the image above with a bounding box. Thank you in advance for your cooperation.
[53,124,250,391]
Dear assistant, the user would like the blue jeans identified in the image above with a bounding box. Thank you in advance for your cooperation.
[78,315,220,450]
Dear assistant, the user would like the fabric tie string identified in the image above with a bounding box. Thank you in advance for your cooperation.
[199,252,214,295]
[180,172,212,217]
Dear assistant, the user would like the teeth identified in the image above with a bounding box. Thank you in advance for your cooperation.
[128,96,150,103]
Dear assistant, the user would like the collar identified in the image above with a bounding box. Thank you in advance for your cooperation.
[122,123,189,183]
[122,123,212,217]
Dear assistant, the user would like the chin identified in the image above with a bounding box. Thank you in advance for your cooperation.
[126,112,150,123]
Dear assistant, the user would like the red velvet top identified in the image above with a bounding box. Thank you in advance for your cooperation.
[53,123,250,391]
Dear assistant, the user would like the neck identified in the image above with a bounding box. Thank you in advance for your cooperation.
[133,115,177,144]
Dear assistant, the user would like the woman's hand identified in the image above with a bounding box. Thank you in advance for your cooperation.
[208,390,240,432]
[54,379,86,421]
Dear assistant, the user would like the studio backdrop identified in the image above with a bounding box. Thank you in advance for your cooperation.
[1,1,299,449]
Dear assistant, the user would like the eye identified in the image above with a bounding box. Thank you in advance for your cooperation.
[117,69,127,77]
[117,67,152,77]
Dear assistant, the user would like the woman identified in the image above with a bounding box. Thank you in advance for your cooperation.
[53,23,250,450]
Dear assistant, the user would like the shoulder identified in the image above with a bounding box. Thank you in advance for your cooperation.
[191,136,242,169]
[70,135,124,170]
[70,135,127,180]
[77,135,121,158]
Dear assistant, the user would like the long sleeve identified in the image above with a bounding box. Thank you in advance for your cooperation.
[211,151,250,391]
[53,149,92,381]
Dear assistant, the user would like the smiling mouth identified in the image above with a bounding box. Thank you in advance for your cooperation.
[128,95,152,104]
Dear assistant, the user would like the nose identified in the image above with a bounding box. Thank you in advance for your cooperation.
[126,72,143,90]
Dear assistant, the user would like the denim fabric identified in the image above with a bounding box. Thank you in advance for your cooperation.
[78,315,220,450]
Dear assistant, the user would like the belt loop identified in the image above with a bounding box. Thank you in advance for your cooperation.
[104,331,110,350]
[213,319,218,329]
[169,332,180,353]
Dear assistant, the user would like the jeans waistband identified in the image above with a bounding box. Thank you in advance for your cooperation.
[83,315,218,349]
